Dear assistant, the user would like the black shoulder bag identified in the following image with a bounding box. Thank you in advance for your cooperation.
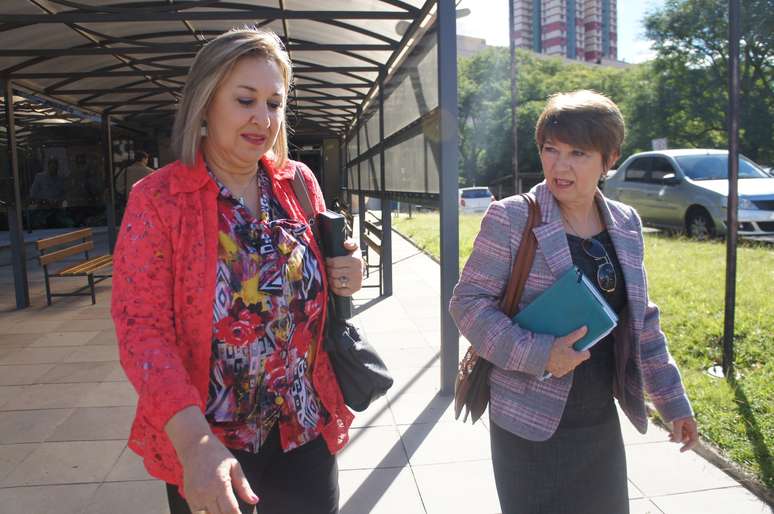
[291,168,393,412]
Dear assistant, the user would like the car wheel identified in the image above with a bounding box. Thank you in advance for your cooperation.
[686,209,715,240]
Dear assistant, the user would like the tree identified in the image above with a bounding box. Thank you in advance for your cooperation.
[644,0,774,163]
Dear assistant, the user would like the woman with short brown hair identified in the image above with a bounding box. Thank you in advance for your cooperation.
[450,90,698,514]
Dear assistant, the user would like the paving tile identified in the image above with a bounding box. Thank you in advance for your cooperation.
[365,329,432,350]
[339,467,424,514]
[104,363,129,381]
[377,346,438,371]
[630,498,665,514]
[47,406,134,441]
[105,446,153,482]
[77,381,137,407]
[0,386,27,409]
[620,411,672,445]
[3,320,66,334]
[55,318,115,332]
[412,460,502,514]
[629,479,646,499]
[651,486,771,513]
[0,408,73,443]
[38,361,117,383]
[0,333,41,348]
[386,364,442,401]
[0,383,94,410]
[399,420,491,466]
[0,363,55,385]
[338,426,408,470]
[0,443,38,482]
[626,442,738,497]
[63,344,119,363]
[2,440,126,486]
[82,480,168,514]
[0,483,99,514]
[388,391,458,426]
[69,306,113,320]
[350,396,396,428]
[84,330,118,346]
[0,346,78,365]
[29,331,100,347]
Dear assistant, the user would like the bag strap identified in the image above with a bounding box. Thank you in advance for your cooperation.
[291,165,321,240]
[499,193,540,317]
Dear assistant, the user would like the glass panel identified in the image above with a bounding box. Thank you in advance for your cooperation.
[385,122,439,193]
[383,32,437,138]
[361,153,381,191]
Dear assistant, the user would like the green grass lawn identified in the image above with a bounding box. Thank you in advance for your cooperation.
[393,211,774,489]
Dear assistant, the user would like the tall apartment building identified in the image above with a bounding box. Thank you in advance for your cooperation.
[512,0,617,63]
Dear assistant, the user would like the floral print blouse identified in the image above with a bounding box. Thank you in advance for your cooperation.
[205,164,327,453]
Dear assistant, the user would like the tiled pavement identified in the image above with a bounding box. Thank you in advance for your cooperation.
[0,228,770,513]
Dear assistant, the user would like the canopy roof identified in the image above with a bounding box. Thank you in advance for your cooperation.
[0,0,433,136]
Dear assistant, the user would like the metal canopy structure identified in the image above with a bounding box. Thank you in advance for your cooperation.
[1,0,460,394]
[0,0,431,136]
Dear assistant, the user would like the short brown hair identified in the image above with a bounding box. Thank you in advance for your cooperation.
[535,90,625,167]
[172,27,292,169]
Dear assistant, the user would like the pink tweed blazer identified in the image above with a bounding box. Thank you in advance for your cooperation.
[449,181,693,441]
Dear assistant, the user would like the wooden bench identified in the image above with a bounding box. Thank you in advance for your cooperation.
[362,218,383,293]
[36,228,112,305]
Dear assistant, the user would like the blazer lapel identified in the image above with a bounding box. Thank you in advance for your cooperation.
[531,182,573,279]
[596,191,646,330]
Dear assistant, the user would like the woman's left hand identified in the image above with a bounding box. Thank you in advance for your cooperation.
[326,238,364,297]
[670,416,699,452]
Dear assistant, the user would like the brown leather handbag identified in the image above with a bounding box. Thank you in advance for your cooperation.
[454,193,541,423]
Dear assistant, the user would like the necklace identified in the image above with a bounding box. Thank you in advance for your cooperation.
[560,208,595,238]
[235,172,258,205]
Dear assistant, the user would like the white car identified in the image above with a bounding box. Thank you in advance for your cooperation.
[459,187,494,213]
[604,149,774,238]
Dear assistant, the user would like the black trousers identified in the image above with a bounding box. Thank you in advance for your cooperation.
[166,426,339,514]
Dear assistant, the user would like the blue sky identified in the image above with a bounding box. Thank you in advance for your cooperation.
[455,0,666,63]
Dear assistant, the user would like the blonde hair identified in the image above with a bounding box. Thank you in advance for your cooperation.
[535,90,625,168]
[172,27,292,169]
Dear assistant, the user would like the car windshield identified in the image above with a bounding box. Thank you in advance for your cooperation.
[675,154,769,180]
[461,188,492,198]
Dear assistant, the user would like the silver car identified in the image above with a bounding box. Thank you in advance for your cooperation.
[604,149,774,238]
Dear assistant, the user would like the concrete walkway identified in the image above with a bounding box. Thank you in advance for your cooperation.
[0,227,770,513]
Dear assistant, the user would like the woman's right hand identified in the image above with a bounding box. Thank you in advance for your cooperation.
[166,406,258,514]
[178,435,258,514]
[544,326,591,378]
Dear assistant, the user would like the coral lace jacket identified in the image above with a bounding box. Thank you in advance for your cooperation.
[111,154,353,487]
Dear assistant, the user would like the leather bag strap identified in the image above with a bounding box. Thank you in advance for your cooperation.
[499,193,540,317]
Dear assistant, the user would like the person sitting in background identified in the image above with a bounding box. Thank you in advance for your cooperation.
[120,150,153,194]
[30,159,65,206]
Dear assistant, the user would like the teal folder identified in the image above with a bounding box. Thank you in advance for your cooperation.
[512,266,618,351]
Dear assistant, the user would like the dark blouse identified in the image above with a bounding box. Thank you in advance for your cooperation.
[559,230,627,428]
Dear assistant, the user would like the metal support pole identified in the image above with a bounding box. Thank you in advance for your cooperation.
[509,0,520,194]
[102,114,117,252]
[437,0,460,394]
[379,74,393,296]
[723,0,740,377]
[3,80,30,309]
[357,124,366,258]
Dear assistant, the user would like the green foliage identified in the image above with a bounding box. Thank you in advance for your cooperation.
[393,212,774,489]
[457,0,774,190]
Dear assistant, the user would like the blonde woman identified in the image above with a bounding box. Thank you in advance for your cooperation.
[112,28,362,514]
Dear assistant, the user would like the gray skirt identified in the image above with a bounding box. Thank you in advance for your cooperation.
[490,409,629,514]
